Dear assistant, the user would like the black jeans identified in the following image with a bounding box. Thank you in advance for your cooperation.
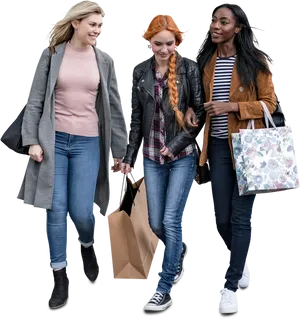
[208,137,255,292]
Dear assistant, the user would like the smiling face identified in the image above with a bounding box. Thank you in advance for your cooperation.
[150,30,176,64]
[72,13,103,47]
[210,7,241,45]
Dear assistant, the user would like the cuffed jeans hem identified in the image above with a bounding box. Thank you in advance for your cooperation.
[156,287,170,294]
[50,261,67,269]
[79,239,94,248]
[224,284,237,292]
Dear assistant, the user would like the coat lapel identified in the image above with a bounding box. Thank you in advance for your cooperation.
[93,47,110,158]
[229,63,241,98]
[93,47,109,87]
[138,57,154,99]
[203,51,217,101]
[141,68,155,99]
[48,42,66,96]
[93,47,109,120]
[203,50,241,100]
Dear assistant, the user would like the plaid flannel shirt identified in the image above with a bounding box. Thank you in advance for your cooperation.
[143,62,193,164]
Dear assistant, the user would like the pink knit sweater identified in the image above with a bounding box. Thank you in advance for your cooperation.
[55,42,100,136]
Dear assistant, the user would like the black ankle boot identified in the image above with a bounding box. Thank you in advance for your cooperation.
[81,245,99,282]
[49,268,69,309]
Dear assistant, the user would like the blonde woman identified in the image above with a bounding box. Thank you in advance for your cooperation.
[121,15,204,312]
[18,1,127,309]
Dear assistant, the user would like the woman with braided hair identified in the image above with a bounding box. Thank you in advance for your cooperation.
[121,15,204,312]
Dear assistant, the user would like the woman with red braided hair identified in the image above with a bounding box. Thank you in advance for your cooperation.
[121,15,204,312]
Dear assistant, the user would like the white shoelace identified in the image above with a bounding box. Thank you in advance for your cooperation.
[220,289,234,304]
[149,292,164,305]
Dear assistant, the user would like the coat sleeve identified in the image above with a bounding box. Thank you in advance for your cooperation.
[108,59,128,158]
[21,48,51,146]
[236,70,277,120]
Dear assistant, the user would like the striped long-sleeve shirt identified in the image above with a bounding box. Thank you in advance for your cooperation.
[210,56,236,139]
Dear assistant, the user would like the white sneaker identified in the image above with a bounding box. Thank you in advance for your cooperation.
[238,263,250,288]
[219,288,238,314]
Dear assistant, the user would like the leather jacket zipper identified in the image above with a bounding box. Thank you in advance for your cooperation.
[138,84,156,136]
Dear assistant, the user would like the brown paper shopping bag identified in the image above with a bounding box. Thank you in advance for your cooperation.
[108,176,158,279]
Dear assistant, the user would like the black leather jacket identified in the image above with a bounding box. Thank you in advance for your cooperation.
[123,53,205,167]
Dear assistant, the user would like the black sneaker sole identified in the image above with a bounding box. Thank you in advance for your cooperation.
[144,299,172,312]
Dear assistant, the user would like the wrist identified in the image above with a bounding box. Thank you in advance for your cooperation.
[230,102,239,112]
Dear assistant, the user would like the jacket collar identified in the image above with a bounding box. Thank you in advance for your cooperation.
[139,52,186,74]
[203,50,240,99]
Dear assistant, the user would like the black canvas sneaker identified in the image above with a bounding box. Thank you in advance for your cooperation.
[173,242,187,283]
[144,292,172,312]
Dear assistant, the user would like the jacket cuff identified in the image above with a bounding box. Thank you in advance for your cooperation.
[167,139,189,157]
[236,102,253,120]
[112,151,126,159]
[22,137,39,147]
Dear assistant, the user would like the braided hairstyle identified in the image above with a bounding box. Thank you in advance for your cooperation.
[143,15,186,130]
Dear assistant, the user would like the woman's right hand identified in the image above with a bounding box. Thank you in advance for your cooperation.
[120,162,132,175]
[28,144,44,162]
[184,107,199,127]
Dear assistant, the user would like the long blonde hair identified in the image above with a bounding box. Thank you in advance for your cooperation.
[49,1,105,48]
[143,15,187,131]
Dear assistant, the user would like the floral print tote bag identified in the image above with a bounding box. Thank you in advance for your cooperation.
[232,101,299,195]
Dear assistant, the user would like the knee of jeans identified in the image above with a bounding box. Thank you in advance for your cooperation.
[47,210,66,225]
[71,213,94,230]
[70,206,96,230]
[163,218,181,233]
[50,196,67,214]
[231,216,251,230]
[149,220,164,237]
[216,219,231,231]
[46,197,68,225]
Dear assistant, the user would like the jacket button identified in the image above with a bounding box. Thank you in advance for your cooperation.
[239,87,244,92]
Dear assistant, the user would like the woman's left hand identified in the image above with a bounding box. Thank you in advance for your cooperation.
[112,158,122,169]
[204,101,238,116]
[160,146,174,159]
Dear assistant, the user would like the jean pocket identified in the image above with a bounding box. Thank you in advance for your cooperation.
[186,150,195,159]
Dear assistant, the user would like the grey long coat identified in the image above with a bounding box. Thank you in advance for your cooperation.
[18,42,127,215]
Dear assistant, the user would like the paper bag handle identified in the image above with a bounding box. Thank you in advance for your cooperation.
[259,100,276,128]
[117,172,140,208]
[126,172,138,188]
[246,100,277,129]
[119,173,140,207]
